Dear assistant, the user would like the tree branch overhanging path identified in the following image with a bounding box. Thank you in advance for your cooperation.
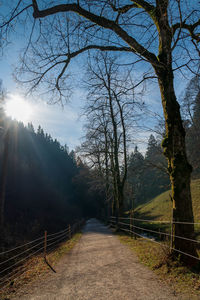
[1,0,200,264]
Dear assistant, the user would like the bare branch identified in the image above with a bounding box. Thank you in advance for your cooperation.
[0,4,33,29]
[31,1,158,66]
[172,18,200,43]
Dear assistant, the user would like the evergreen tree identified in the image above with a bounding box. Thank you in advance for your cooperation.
[143,135,169,201]
[127,146,145,205]
[0,114,104,246]
[186,90,200,177]
[127,137,170,206]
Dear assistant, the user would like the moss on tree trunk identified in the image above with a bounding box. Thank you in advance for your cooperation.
[156,67,198,264]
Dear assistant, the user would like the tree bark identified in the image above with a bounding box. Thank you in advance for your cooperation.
[104,126,110,220]
[107,83,122,222]
[109,137,117,217]
[152,0,198,264]
[155,66,197,263]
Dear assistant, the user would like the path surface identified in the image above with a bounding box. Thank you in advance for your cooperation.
[15,219,183,300]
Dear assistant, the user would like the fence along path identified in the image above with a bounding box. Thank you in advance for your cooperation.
[110,216,200,262]
[0,220,83,291]
[16,219,178,300]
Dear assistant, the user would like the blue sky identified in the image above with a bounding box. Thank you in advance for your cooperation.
[0,1,194,153]
[0,4,85,150]
[0,40,187,153]
[0,43,86,150]
[0,34,162,153]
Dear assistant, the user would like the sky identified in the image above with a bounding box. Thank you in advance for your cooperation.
[0,39,186,153]
[0,31,160,153]
[0,1,194,153]
[0,54,164,153]
[0,7,86,151]
[0,44,86,150]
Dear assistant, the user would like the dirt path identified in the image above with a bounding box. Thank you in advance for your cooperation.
[14,219,183,300]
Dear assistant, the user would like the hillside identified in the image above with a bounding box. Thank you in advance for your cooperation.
[136,179,200,222]
[0,114,104,248]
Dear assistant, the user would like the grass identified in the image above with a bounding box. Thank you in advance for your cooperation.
[118,179,200,297]
[0,233,82,300]
[135,179,200,222]
[118,233,200,298]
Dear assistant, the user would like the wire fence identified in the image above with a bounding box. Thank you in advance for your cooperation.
[110,216,200,262]
[0,219,85,291]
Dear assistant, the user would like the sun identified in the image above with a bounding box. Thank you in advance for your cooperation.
[5,95,33,124]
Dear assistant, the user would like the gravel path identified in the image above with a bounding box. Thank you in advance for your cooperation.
[15,219,183,300]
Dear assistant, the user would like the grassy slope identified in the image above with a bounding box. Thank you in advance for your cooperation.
[119,234,200,298]
[136,179,200,222]
[120,179,200,297]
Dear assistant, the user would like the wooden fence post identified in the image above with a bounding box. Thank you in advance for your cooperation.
[131,195,136,239]
[68,224,71,239]
[159,228,162,241]
[130,212,133,238]
[170,219,173,251]
[78,221,80,232]
[44,230,47,259]
[132,212,137,240]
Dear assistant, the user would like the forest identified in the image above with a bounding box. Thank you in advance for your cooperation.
[0,108,105,247]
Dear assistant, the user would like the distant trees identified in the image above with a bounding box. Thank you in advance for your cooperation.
[79,107,111,218]
[0,112,103,246]
[126,78,200,208]
[182,76,200,178]
[144,135,169,198]
[0,82,8,229]
[80,54,141,219]
[127,146,145,206]
[127,136,170,207]
[188,92,200,177]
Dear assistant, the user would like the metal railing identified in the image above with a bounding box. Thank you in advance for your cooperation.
[110,216,200,262]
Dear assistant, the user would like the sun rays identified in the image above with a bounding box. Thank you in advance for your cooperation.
[4,95,33,124]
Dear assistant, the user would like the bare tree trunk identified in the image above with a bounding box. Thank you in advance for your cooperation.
[114,92,128,220]
[108,86,121,222]
[104,127,110,220]
[118,185,124,218]
[156,67,197,263]
[109,137,117,217]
